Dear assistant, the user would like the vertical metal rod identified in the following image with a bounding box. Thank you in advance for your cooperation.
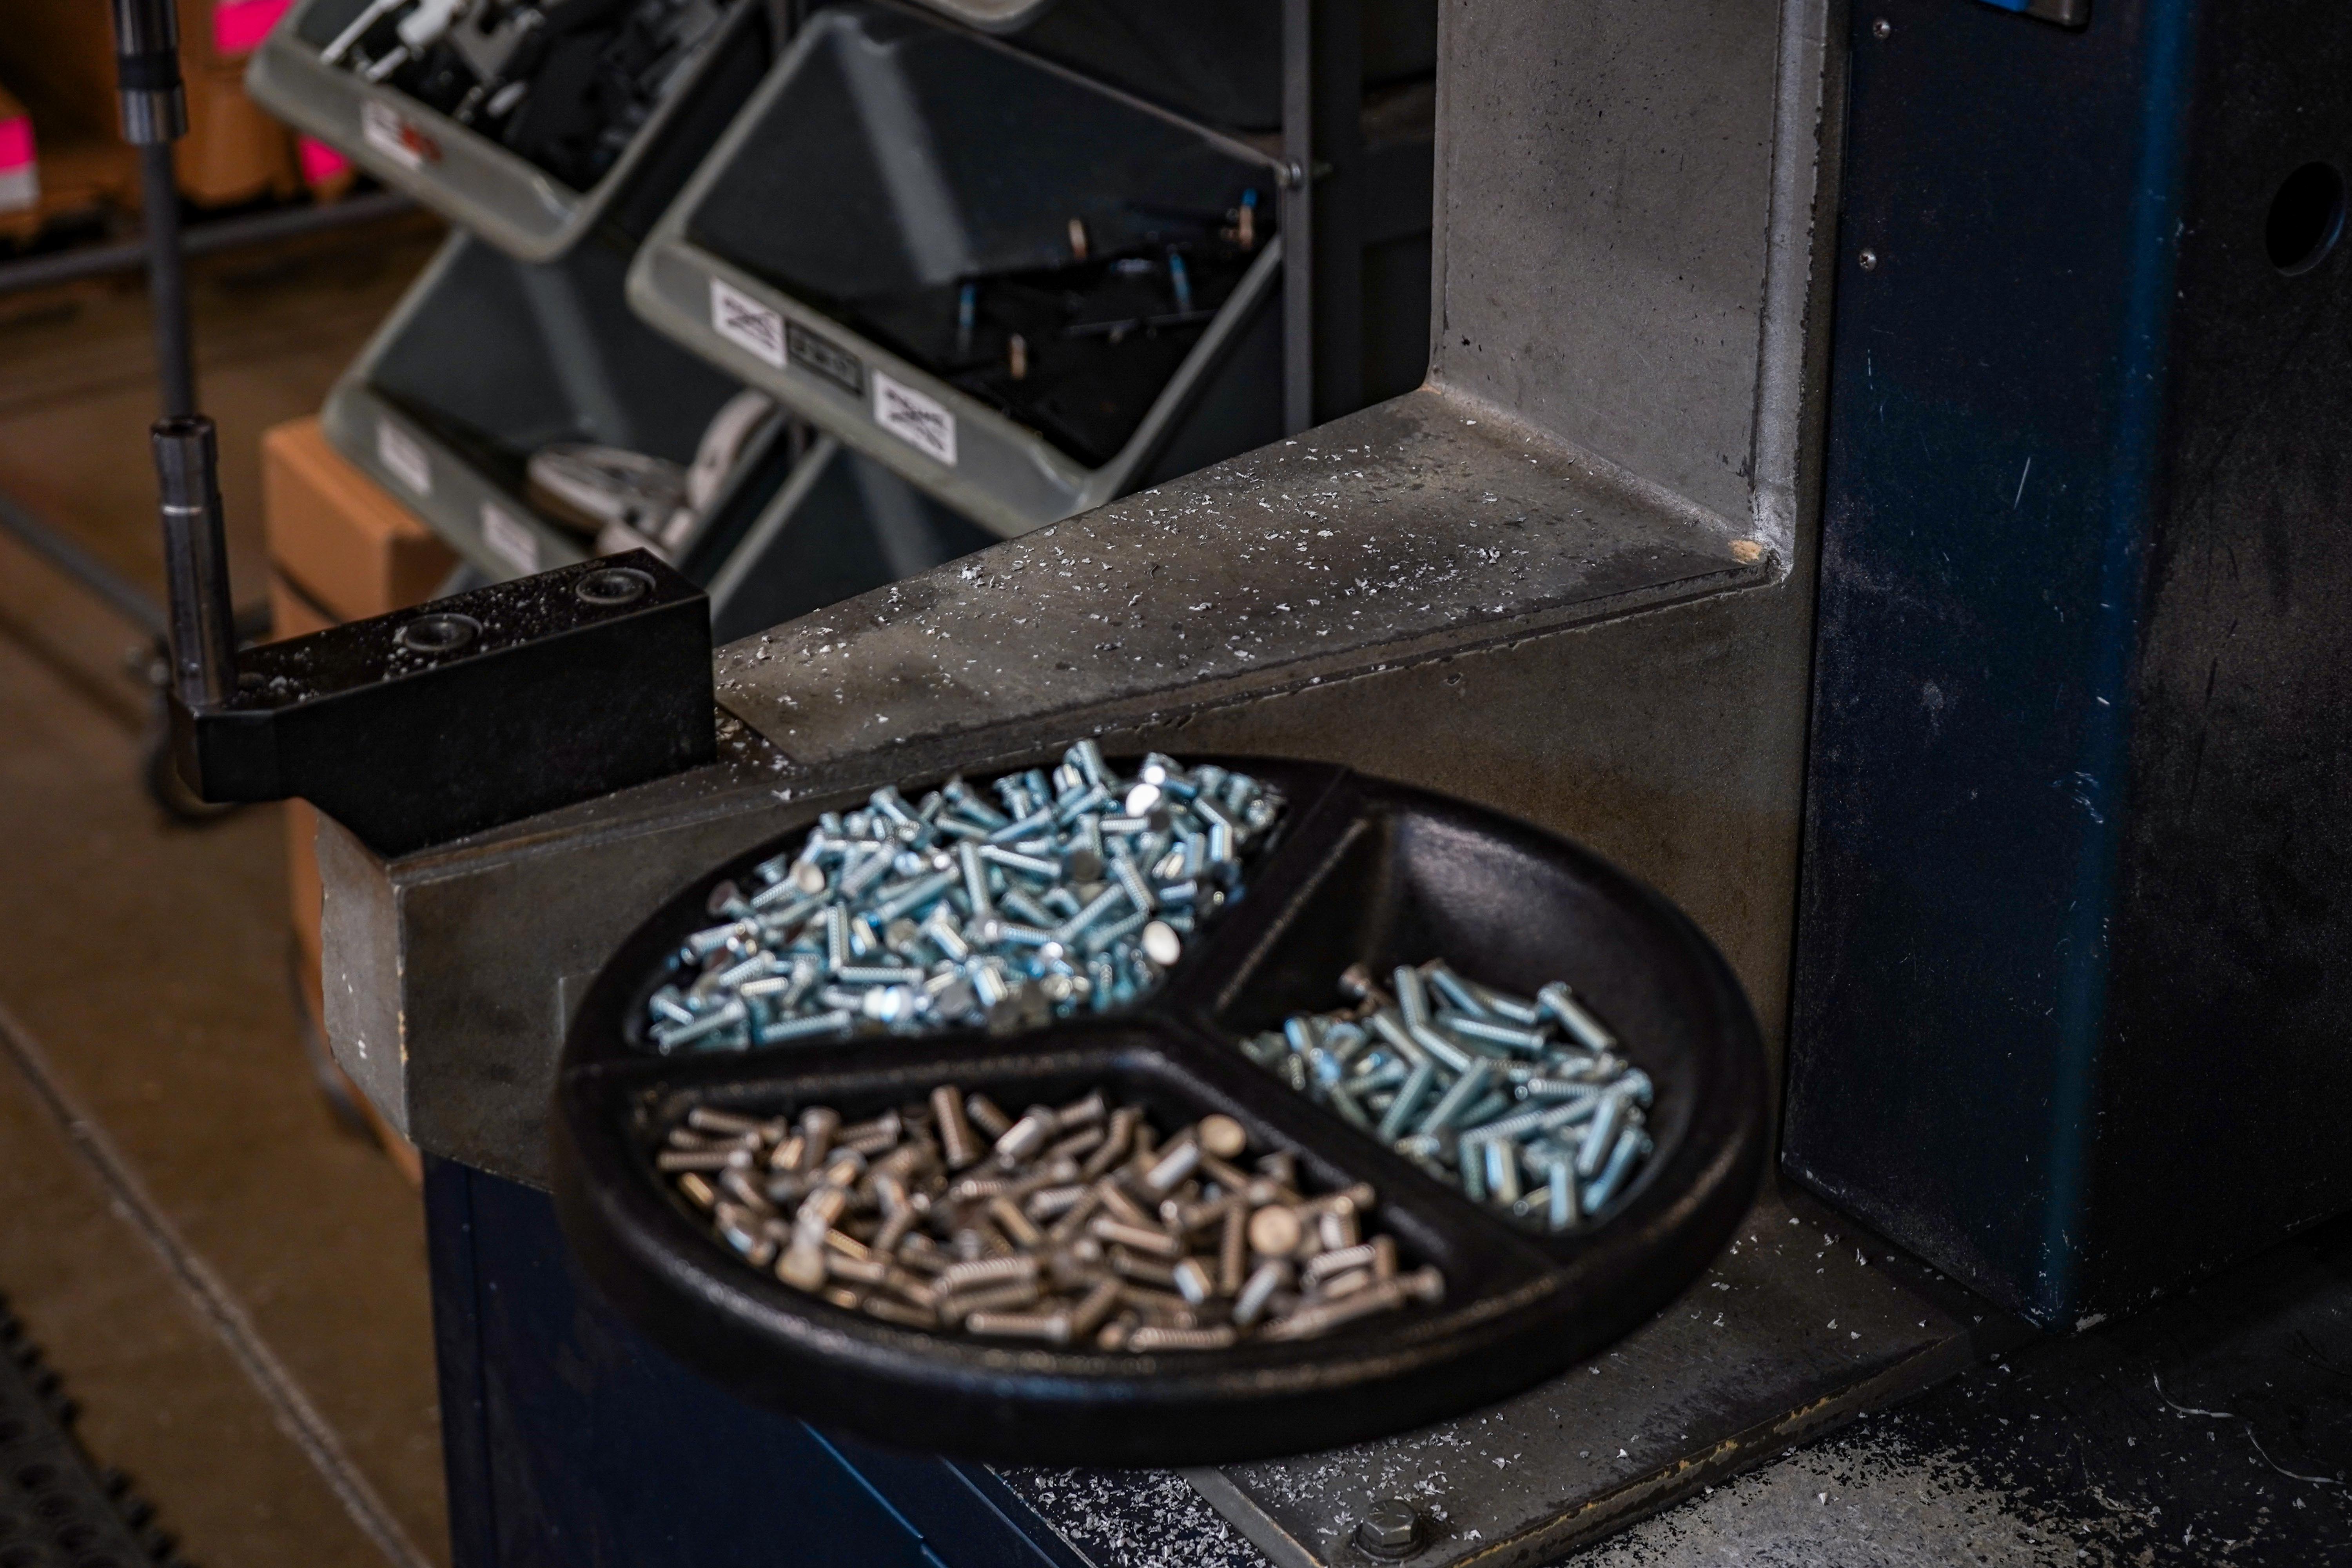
[1280,0,1316,434]
[151,417,238,710]
[112,0,197,417]
[139,143,196,418]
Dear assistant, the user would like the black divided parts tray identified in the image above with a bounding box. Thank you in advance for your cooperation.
[550,761,1768,1466]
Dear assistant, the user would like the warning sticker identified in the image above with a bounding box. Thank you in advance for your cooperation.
[376,420,431,497]
[872,371,956,466]
[709,276,785,367]
[481,501,539,575]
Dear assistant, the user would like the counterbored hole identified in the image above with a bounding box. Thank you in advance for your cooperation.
[576,566,655,607]
[2266,161,2344,274]
[396,612,481,656]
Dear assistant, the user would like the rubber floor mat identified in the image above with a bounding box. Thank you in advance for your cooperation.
[0,1294,188,1568]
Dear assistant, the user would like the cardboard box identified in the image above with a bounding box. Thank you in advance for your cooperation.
[262,416,458,620]
[178,54,300,208]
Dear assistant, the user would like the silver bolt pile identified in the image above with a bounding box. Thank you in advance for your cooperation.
[1237,962,1655,1231]
[659,1086,1445,1348]
[643,744,1281,1053]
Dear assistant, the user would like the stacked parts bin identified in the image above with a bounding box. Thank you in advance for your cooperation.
[320,230,744,580]
[245,0,780,259]
[628,2,1290,537]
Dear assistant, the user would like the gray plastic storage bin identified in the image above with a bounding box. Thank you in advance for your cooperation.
[322,231,744,581]
[910,0,1437,133]
[628,1,1287,538]
[245,0,777,261]
[682,431,998,643]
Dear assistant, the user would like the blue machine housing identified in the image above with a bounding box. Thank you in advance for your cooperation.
[1786,0,2352,1326]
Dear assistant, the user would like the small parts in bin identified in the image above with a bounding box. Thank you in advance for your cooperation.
[526,442,685,538]
[527,388,779,559]
[828,190,1269,470]
[659,1087,1446,1348]
[1240,964,1657,1232]
[321,0,738,192]
[642,746,1284,1053]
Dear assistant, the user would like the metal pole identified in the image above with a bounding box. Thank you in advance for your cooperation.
[0,490,167,637]
[112,0,196,418]
[1281,0,1315,435]
[137,143,197,418]
[0,188,416,298]
[114,0,237,719]
[151,417,238,710]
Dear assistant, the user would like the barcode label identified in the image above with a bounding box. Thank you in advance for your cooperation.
[376,420,431,496]
[710,276,785,367]
[873,371,956,466]
[480,501,539,575]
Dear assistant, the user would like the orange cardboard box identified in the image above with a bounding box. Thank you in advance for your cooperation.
[263,415,457,621]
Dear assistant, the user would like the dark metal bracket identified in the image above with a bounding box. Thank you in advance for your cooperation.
[152,419,715,860]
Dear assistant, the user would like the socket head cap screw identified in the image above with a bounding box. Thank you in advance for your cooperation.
[1355,1499,1421,1558]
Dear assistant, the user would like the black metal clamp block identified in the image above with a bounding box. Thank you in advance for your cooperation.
[171,548,715,858]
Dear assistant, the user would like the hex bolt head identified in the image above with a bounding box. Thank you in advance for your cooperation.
[1355,1499,1421,1559]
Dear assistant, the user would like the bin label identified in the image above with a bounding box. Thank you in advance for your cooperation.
[377,420,431,497]
[787,321,864,396]
[873,372,956,466]
[361,100,437,169]
[481,502,539,575]
[710,277,785,368]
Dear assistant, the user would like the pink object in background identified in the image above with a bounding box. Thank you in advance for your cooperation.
[299,136,351,187]
[0,116,33,172]
[214,0,295,56]
[0,113,38,214]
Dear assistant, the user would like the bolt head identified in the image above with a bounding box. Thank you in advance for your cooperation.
[1858,248,1880,271]
[1355,1499,1421,1558]
[1871,16,1893,37]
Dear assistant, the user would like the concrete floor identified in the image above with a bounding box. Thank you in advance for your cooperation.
[0,215,451,1568]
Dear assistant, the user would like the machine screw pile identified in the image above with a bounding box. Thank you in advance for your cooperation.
[1240,964,1657,1232]
[644,744,1282,1051]
[659,1086,1445,1348]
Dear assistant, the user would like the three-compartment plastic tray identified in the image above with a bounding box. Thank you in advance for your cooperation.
[550,760,1766,1465]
